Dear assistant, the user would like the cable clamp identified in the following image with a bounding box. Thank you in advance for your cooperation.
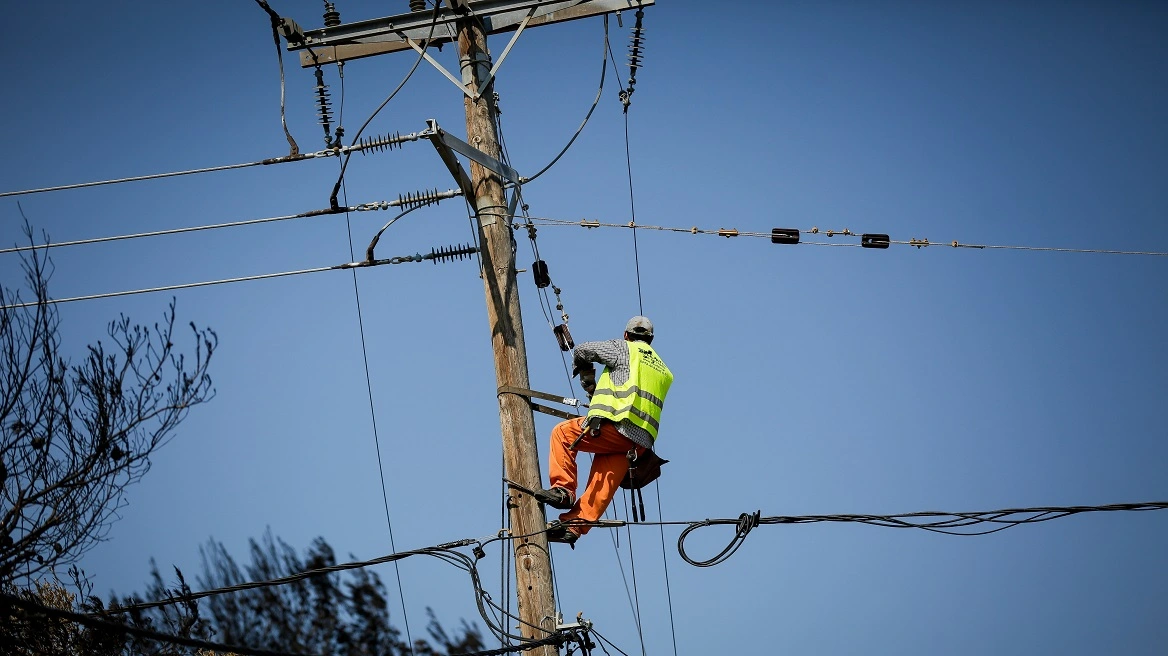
[717,228,739,238]
[580,219,600,229]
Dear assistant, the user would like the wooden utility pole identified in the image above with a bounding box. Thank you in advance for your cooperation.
[287,3,656,651]
[456,11,558,653]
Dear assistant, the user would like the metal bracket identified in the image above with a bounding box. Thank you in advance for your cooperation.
[423,119,524,228]
[473,7,536,99]
[425,119,521,185]
[403,36,473,97]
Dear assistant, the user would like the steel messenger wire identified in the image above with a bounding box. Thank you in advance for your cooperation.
[515,216,1168,258]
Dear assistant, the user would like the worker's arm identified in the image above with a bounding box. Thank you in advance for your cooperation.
[572,339,624,370]
[571,339,623,397]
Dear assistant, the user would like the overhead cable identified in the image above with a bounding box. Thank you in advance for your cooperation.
[101,535,553,646]
[520,16,610,184]
[0,189,458,256]
[516,217,1168,258]
[0,132,425,199]
[329,1,444,209]
[0,244,479,310]
[334,61,416,655]
[0,592,320,656]
[674,501,1168,567]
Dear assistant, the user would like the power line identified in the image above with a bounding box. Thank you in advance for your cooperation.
[515,217,1168,258]
[335,71,417,655]
[328,1,445,209]
[519,16,611,185]
[0,154,314,199]
[0,592,321,656]
[0,245,479,310]
[0,133,428,200]
[0,190,459,256]
[673,501,1168,567]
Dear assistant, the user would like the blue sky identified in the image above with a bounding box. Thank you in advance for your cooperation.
[3,1,1167,654]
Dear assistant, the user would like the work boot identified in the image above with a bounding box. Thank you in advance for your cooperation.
[546,521,579,547]
[532,486,573,510]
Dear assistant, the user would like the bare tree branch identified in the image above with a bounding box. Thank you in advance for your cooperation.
[1,217,216,585]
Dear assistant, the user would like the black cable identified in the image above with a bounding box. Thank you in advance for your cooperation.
[653,479,679,656]
[1,593,321,656]
[450,631,579,656]
[622,112,644,316]
[591,628,633,656]
[675,501,1168,567]
[677,511,760,568]
[336,73,417,655]
[521,17,611,184]
[329,1,444,209]
[620,491,647,656]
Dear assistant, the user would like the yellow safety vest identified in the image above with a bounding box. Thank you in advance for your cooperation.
[587,341,673,442]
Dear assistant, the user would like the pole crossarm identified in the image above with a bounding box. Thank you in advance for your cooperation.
[292,0,654,66]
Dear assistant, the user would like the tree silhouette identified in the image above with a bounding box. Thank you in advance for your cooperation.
[1,219,217,585]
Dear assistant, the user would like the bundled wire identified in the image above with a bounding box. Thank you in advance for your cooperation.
[676,501,1168,567]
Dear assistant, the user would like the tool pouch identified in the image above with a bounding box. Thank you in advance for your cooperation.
[621,449,668,491]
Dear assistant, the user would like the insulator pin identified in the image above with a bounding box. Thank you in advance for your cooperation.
[861,234,891,249]
[532,260,551,288]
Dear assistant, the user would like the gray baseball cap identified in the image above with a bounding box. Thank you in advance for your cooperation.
[625,315,654,336]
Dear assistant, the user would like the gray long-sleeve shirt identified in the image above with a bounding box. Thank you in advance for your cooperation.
[573,338,656,449]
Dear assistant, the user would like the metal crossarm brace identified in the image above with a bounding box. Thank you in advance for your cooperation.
[425,119,521,186]
[401,6,535,100]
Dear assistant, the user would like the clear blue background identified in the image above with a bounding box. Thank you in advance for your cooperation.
[3,1,1166,654]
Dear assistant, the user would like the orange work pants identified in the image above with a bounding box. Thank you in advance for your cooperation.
[548,417,644,535]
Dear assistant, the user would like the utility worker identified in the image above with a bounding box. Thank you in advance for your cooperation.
[535,316,673,545]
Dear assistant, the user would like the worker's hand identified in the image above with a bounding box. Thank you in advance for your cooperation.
[572,362,595,379]
[579,369,597,397]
